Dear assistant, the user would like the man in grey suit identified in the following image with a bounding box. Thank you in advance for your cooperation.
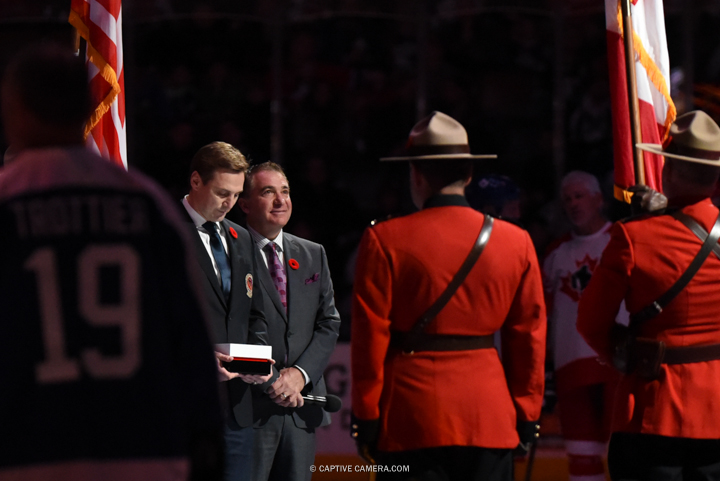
[239,161,341,481]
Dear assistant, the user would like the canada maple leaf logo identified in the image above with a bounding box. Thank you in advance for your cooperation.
[558,254,599,302]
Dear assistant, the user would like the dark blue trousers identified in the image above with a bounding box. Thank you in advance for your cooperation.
[224,417,254,481]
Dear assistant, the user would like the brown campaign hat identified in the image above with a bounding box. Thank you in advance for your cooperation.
[637,110,720,166]
[381,111,497,161]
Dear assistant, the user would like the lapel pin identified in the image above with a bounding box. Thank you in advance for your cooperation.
[229,227,238,239]
[245,273,253,298]
[288,258,299,270]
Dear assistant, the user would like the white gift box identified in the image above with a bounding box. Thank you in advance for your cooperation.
[215,343,272,375]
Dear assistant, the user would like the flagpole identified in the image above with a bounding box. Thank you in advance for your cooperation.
[621,0,646,185]
[72,28,81,56]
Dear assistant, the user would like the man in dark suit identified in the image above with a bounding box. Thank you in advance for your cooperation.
[239,161,341,481]
[182,142,272,481]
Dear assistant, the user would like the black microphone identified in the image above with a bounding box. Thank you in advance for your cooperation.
[302,394,343,413]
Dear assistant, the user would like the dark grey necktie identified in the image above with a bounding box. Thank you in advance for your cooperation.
[203,221,231,301]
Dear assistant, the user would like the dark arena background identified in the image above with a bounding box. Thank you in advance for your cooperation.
[2,1,720,479]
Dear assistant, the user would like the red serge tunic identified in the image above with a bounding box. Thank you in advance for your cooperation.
[578,199,720,439]
[351,195,546,452]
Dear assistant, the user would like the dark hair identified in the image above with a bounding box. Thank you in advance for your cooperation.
[466,174,520,212]
[667,158,720,188]
[244,161,287,194]
[189,141,249,183]
[3,42,91,127]
[410,159,473,192]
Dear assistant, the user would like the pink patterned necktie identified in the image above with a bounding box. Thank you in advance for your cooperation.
[265,242,287,310]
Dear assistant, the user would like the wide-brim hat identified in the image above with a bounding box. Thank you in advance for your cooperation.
[637,110,720,166]
[380,111,497,161]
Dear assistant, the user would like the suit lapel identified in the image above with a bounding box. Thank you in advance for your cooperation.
[221,220,245,309]
[187,217,227,309]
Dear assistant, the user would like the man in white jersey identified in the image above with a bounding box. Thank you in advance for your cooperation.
[0,42,223,481]
[542,171,622,481]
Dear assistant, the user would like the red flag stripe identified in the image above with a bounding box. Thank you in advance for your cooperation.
[84,43,121,124]
[87,6,118,73]
[95,0,121,18]
[69,0,126,169]
[607,29,665,200]
[614,1,675,138]
[606,0,674,201]
[86,27,117,75]
[116,68,126,126]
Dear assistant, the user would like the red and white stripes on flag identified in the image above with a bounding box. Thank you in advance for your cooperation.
[606,0,675,201]
[69,0,127,169]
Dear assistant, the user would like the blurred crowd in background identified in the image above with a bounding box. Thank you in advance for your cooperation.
[3,0,720,339]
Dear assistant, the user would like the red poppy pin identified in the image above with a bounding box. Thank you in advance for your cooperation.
[288,258,299,270]
[229,227,238,239]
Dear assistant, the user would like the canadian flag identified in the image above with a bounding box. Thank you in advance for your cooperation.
[606,0,675,201]
[69,0,127,169]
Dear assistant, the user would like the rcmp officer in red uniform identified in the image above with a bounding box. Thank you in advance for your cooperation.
[350,111,547,481]
[578,110,720,480]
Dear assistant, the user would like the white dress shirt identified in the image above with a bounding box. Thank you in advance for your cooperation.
[249,226,285,268]
[182,196,229,286]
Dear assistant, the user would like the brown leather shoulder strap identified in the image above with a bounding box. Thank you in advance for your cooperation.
[632,212,720,325]
[403,214,494,352]
[672,211,720,259]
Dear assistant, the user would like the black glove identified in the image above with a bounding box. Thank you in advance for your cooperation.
[628,184,667,216]
[350,414,379,464]
[542,369,557,414]
[515,419,540,456]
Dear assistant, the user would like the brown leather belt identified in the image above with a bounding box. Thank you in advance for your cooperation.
[390,331,495,353]
[664,342,720,365]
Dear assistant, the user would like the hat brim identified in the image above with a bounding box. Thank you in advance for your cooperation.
[380,153,497,162]
[637,143,720,166]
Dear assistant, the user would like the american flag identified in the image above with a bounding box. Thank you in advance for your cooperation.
[69,0,127,169]
[606,0,676,201]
